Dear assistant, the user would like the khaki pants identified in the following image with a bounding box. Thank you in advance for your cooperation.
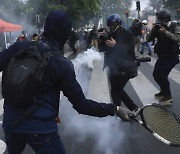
[91,39,98,51]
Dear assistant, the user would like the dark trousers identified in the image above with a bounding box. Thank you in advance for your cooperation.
[4,131,66,154]
[108,70,138,111]
[153,57,179,96]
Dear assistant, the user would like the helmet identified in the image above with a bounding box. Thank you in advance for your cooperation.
[107,14,122,27]
[142,20,147,25]
[156,10,171,20]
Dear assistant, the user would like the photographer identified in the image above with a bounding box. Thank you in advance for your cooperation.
[100,14,140,114]
[147,10,180,105]
[128,18,143,52]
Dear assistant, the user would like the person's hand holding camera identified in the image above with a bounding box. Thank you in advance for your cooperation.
[158,26,166,33]
[105,37,116,47]
[153,24,166,34]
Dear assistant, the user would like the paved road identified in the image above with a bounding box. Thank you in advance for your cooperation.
[0,47,180,154]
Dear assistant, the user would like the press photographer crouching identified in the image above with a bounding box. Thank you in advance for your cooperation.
[147,10,180,105]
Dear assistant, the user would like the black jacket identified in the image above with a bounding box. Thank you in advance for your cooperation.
[103,28,137,75]
[1,11,114,134]
[147,22,180,58]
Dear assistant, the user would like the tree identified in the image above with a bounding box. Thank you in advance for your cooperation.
[0,0,26,49]
[24,0,133,29]
[0,0,25,22]
[99,0,133,27]
[0,0,134,32]
[25,0,101,29]
[149,0,162,12]
[160,0,180,19]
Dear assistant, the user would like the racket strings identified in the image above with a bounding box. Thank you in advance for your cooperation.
[142,106,180,145]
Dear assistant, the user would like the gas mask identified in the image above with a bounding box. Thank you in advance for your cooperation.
[108,22,121,33]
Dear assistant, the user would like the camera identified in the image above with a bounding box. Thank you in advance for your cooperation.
[154,23,162,30]
[99,31,112,43]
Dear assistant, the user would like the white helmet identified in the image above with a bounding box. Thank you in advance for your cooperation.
[142,20,147,24]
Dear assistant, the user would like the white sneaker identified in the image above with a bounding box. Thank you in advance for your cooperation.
[159,96,173,106]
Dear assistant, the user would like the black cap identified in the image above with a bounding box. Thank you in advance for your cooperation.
[156,10,171,19]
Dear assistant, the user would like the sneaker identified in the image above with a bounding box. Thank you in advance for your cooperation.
[159,96,173,105]
[154,92,164,99]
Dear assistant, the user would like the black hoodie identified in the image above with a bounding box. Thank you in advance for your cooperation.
[44,10,72,50]
[1,10,114,134]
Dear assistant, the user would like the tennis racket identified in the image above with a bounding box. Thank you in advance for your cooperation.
[129,103,180,147]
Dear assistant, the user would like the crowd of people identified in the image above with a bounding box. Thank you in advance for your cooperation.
[68,18,156,55]
[13,17,158,56]
[0,9,179,154]
[16,31,42,42]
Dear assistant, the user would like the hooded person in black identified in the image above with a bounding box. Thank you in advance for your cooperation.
[0,11,134,154]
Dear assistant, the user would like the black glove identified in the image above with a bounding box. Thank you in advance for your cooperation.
[115,106,134,122]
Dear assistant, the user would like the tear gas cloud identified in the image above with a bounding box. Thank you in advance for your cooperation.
[1,12,38,42]
[73,48,101,72]
[72,48,101,94]
[60,48,130,154]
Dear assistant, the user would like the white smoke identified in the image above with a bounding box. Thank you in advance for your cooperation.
[0,12,38,44]
[72,47,101,71]
[60,48,126,154]
[71,48,101,94]
[0,139,6,154]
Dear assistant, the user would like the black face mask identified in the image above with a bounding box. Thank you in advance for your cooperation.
[158,17,170,27]
[109,24,121,33]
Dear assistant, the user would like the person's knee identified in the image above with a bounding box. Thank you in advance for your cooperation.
[153,71,159,80]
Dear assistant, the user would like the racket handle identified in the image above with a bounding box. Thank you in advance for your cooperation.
[128,113,136,119]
